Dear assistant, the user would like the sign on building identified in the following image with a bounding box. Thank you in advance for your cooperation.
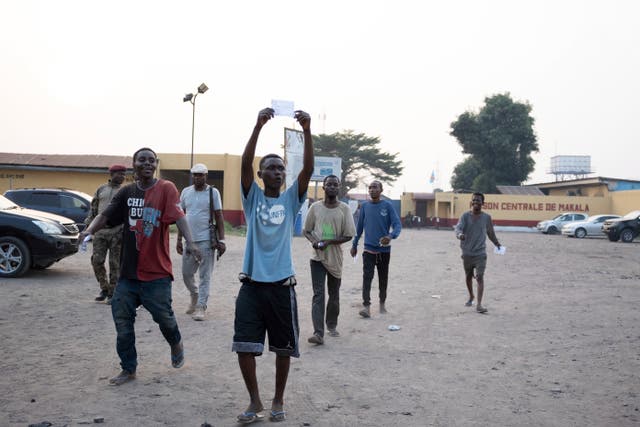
[311,156,342,182]
[284,128,342,186]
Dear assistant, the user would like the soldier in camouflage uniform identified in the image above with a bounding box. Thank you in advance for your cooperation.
[86,164,127,304]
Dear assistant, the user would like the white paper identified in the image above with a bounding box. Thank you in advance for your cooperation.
[80,234,92,252]
[271,99,295,117]
[494,246,506,255]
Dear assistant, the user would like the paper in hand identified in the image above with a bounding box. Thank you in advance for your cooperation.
[494,246,506,255]
[271,99,295,117]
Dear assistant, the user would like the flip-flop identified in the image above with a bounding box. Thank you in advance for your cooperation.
[269,410,286,422]
[237,411,264,424]
[465,299,474,307]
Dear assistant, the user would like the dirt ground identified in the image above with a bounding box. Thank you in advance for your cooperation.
[1,228,639,427]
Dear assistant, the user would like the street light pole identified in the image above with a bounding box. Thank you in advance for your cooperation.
[190,96,196,170]
[183,83,209,173]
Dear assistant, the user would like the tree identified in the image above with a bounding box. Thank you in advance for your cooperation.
[313,130,404,197]
[450,93,538,193]
[450,157,481,193]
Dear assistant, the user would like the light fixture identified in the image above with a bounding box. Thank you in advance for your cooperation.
[183,83,210,176]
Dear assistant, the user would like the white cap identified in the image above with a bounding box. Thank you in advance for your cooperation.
[190,163,208,174]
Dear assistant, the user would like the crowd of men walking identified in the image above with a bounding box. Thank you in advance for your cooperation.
[79,107,500,424]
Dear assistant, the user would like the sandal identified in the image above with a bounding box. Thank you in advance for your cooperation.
[237,411,264,424]
[269,409,286,422]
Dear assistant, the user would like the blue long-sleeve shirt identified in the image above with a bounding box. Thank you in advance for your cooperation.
[352,200,402,253]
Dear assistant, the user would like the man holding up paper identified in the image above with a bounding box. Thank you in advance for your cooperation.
[233,107,313,423]
[454,192,501,314]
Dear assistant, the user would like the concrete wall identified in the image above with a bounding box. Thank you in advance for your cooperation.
[401,190,636,227]
[0,168,129,195]
[156,152,275,226]
[609,189,640,214]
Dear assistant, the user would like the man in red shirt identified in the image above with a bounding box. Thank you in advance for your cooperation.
[80,147,201,385]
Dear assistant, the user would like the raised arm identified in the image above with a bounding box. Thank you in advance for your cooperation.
[294,110,314,199]
[241,108,274,196]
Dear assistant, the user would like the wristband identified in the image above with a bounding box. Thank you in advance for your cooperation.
[218,240,226,244]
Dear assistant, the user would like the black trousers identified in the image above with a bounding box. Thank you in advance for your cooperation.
[362,251,390,306]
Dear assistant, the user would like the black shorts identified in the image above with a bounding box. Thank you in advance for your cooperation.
[232,281,300,358]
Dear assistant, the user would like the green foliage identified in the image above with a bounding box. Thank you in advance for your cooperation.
[225,220,246,237]
[450,93,538,193]
[313,130,404,197]
[451,157,481,193]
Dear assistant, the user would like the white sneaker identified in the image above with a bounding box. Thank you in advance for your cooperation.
[192,305,205,321]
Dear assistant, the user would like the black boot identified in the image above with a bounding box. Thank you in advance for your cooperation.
[95,290,108,302]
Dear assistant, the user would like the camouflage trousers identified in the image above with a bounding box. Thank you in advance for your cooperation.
[91,226,123,295]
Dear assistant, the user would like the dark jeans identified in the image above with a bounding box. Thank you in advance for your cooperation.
[111,277,181,373]
[310,260,341,337]
[362,251,390,306]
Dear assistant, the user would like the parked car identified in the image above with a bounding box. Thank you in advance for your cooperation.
[602,210,640,243]
[0,195,79,277]
[4,188,92,230]
[561,214,621,238]
[536,212,588,234]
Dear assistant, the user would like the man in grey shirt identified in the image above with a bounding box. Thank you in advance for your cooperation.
[176,163,226,321]
[454,192,501,313]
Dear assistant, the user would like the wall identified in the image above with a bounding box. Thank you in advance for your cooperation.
[609,189,640,215]
[402,191,622,227]
[453,194,610,226]
[0,169,116,195]
[157,153,249,226]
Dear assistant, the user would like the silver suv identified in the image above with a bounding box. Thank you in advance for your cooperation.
[536,212,587,234]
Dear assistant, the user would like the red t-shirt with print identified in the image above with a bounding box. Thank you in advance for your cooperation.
[103,179,185,281]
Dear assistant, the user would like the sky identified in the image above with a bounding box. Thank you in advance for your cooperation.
[2,0,639,198]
